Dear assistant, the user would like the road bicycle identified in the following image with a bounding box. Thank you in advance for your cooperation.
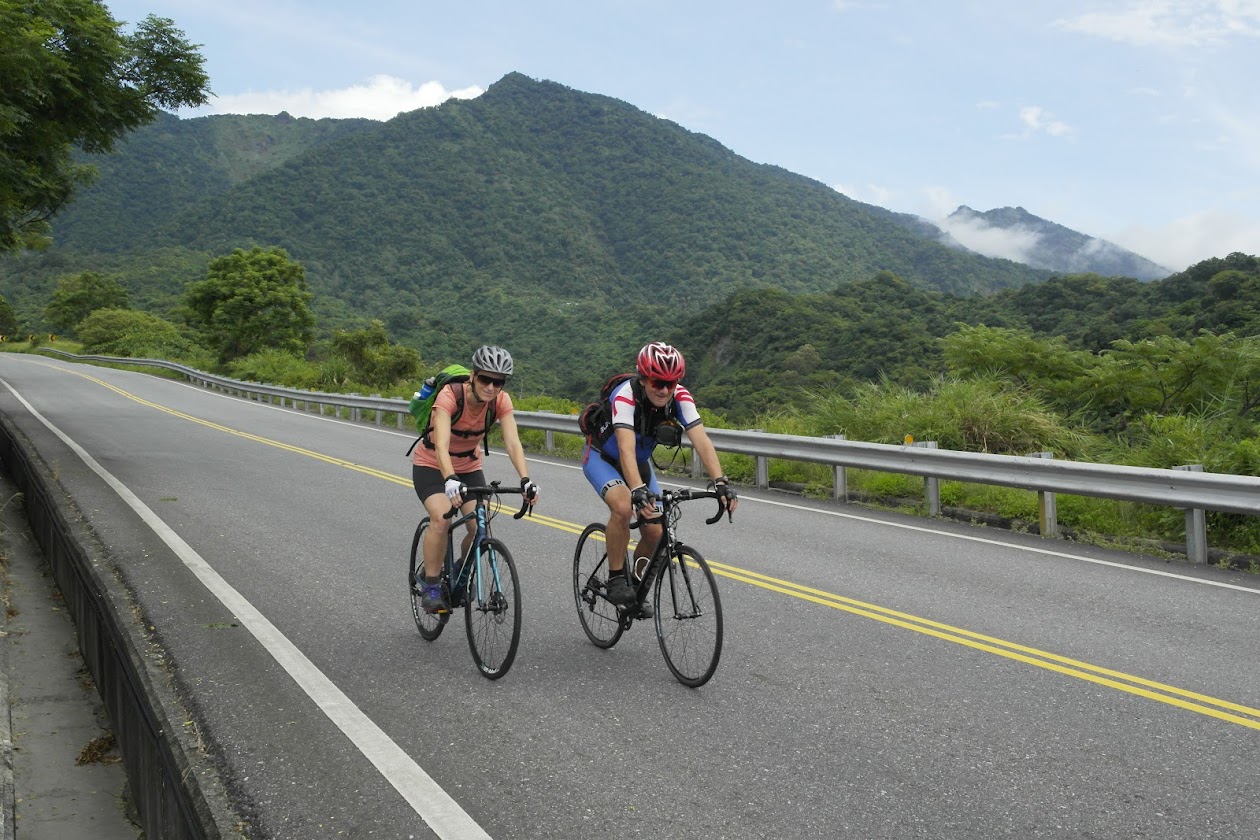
[573,486,730,687]
[409,482,532,679]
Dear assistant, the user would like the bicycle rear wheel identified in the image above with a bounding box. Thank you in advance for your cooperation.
[655,545,723,687]
[464,538,521,680]
[409,518,449,641]
[573,523,625,649]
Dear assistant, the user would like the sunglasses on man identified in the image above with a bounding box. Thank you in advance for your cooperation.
[645,377,679,391]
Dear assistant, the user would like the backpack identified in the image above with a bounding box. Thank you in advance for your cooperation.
[405,364,498,457]
[578,373,635,443]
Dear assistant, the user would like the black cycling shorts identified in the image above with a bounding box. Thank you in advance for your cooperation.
[413,465,487,504]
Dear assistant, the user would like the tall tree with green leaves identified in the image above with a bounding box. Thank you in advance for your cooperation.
[184,246,315,363]
[329,320,422,387]
[0,1,210,251]
[44,270,129,333]
[0,294,17,336]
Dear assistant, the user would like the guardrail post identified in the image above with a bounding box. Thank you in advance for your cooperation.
[1174,464,1208,564]
[829,434,848,502]
[397,411,408,429]
[912,441,940,516]
[371,395,384,426]
[538,411,555,451]
[1028,451,1058,537]
[750,429,769,488]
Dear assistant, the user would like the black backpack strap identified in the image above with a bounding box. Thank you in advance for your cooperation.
[422,383,494,456]
[481,391,498,455]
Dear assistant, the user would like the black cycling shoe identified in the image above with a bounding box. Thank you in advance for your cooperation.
[604,574,635,606]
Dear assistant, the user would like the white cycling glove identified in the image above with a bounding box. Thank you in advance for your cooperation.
[444,476,463,503]
[521,476,540,503]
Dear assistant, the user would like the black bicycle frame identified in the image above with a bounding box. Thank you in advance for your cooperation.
[628,488,727,614]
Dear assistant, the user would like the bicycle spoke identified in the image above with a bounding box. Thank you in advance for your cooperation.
[573,523,625,649]
[409,518,448,641]
[464,538,521,679]
[655,548,723,687]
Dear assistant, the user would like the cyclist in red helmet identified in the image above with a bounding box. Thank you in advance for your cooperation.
[582,341,737,615]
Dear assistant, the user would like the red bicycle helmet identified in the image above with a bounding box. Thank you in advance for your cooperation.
[636,342,685,382]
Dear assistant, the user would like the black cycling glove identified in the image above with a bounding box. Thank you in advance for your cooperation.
[710,476,737,502]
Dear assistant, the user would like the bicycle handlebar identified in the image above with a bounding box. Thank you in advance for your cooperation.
[629,486,734,529]
[442,481,535,521]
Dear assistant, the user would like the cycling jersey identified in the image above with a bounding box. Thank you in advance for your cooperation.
[411,384,513,471]
[597,379,701,465]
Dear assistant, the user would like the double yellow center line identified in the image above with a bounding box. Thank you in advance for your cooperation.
[710,559,1260,729]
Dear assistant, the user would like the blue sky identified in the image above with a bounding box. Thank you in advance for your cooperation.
[108,1,1259,274]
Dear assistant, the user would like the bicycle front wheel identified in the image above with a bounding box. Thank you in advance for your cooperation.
[655,545,723,687]
[573,523,625,649]
[409,518,448,641]
[464,538,521,680]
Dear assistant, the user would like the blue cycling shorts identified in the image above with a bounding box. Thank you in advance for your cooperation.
[582,445,661,499]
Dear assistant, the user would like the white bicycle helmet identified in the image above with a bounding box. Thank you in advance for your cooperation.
[471,344,514,376]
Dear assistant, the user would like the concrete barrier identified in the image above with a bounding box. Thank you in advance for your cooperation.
[0,416,240,839]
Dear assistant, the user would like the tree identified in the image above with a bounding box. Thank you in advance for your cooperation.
[76,307,199,358]
[184,246,315,363]
[44,271,129,333]
[0,2,210,250]
[0,294,17,336]
[329,320,422,387]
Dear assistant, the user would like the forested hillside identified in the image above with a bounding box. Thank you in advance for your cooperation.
[0,72,1058,395]
[679,253,1260,419]
[53,111,377,253]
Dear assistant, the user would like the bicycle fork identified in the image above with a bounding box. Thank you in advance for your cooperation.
[660,548,705,620]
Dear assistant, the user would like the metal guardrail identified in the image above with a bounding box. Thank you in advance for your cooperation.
[43,350,1260,563]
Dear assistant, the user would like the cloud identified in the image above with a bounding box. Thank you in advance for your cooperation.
[934,214,1044,264]
[1054,1,1260,47]
[197,76,483,120]
[1005,105,1075,139]
[1110,210,1260,272]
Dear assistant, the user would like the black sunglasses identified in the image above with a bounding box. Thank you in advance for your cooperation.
[646,377,679,390]
[475,373,507,387]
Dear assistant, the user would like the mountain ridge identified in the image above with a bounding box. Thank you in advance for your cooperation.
[936,204,1172,280]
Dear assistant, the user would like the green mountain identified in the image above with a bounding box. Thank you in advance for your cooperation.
[3,72,1062,396]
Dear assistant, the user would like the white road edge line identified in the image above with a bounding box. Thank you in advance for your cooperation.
[1,378,492,840]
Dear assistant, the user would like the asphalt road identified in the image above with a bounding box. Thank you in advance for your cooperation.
[2,353,1259,840]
